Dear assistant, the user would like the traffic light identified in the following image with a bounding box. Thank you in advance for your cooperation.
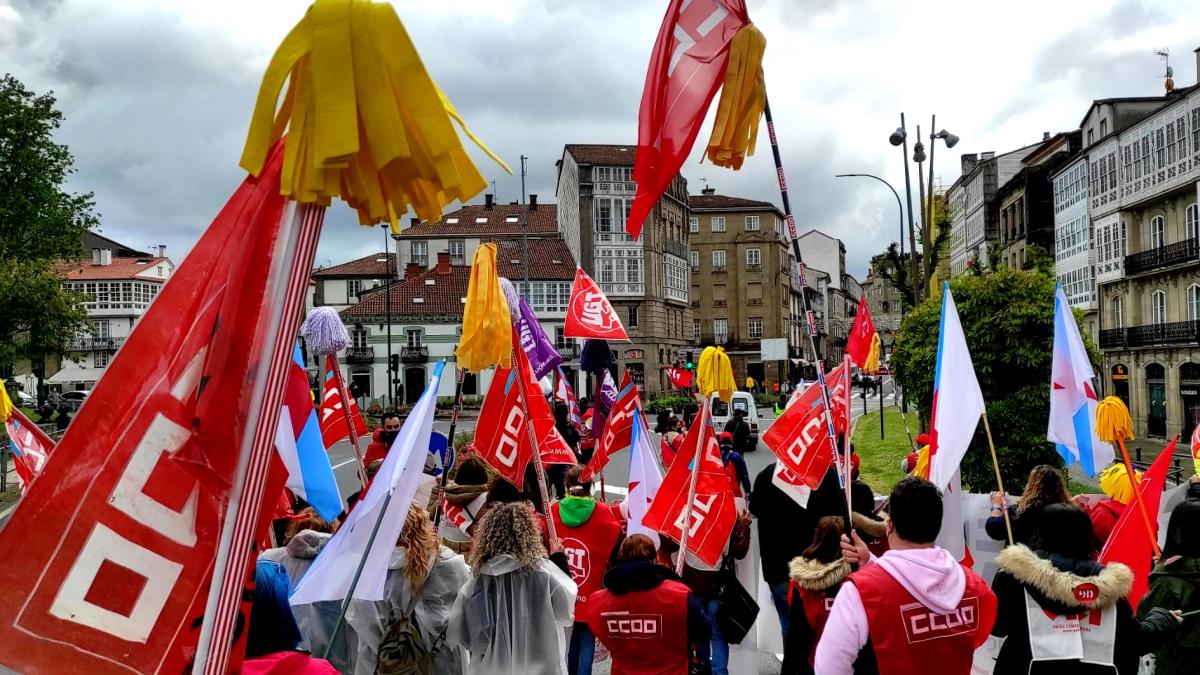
[389,353,399,373]
[686,351,695,369]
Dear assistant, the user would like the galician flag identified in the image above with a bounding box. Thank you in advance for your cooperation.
[928,284,986,491]
[275,344,343,521]
[1048,284,1114,477]
[626,407,664,547]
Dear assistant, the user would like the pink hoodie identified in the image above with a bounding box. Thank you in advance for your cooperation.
[813,547,966,675]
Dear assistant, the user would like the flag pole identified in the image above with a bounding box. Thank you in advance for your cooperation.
[842,355,854,523]
[433,365,466,526]
[1114,434,1163,558]
[329,360,369,487]
[675,394,707,576]
[981,412,1014,546]
[511,348,559,544]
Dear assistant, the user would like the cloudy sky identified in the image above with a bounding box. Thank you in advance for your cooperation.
[3,0,1200,277]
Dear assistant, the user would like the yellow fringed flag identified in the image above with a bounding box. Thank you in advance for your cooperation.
[456,244,512,373]
[0,384,13,422]
[697,346,735,402]
[1096,396,1135,443]
[240,0,512,231]
[864,333,882,375]
[705,23,766,170]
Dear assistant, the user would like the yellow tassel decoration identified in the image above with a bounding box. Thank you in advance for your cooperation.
[705,23,766,170]
[697,346,736,402]
[914,445,931,481]
[1098,463,1143,505]
[455,244,512,373]
[864,333,882,374]
[1096,396,1135,443]
[240,0,512,232]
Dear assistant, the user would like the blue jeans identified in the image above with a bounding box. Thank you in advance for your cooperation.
[769,580,791,643]
[567,621,595,675]
[702,597,730,675]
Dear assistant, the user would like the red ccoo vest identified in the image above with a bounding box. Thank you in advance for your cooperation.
[792,583,838,666]
[551,500,623,606]
[586,578,690,675]
[849,562,996,675]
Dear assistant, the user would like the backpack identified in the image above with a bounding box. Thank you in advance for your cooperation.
[375,570,441,675]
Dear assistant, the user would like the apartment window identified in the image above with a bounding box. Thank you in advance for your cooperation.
[411,241,428,265]
[1190,285,1200,322]
[94,351,109,369]
[663,256,689,303]
[449,240,465,264]
[92,320,110,338]
[1156,128,1166,168]
[1188,204,1199,240]
[157,265,164,276]
[748,318,763,339]
[1087,129,1094,146]
[712,250,726,270]
[1112,297,1123,329]
[882,301,890,314]
[713,318,728,344]
[555,325,570,349]
[628,305,639,328]
[1194,109,1200,153]
[1100,119,1108,136]
[692,319,701,343]
[352,327,368,349]
[689,217,699,233]
[711,216,726,232]
[1153,290,1167,325]
[745,248,761,270]
[745,215,760,231]
[1150,215,1165,249]
[690,250,699,269]
[347,279,363,299]
[406,329,422,348]
[597,250,644,290]
[775,217,783,235]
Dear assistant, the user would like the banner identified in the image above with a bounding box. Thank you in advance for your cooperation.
[665,367,694,389]
[319,354,367,448]
[761,381,834,489]
[564,268,628,341]
[845,296,877,370]
[517,296,563,380]
[0,144,296,673]
[582,372,640,480]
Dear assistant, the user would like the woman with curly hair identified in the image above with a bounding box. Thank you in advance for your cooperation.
[986,464,1071,546]
[347,503,470,674]
[447,501,578,674]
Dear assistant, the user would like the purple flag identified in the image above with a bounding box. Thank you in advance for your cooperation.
[517,297,563,380]
[593,369,619,440]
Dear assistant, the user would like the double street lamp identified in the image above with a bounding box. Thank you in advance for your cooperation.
[888,114,958,303]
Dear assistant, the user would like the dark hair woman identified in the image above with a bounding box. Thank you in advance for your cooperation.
[985,464,1071,546]
[1137,499,1200,674]
[782,517,850,675]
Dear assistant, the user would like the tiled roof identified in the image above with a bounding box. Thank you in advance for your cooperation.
[343,238,576,319]
[64,257,170,281]
[564,144,637,166]
[312,252,396,278]
[688,194,780,212]
[400,203,557,237]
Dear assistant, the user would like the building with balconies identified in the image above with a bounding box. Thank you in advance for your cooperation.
[555,144,693,393]
[687,190,799,387]
[310,252,395,312]
[947,143,1043,277]
[1090,64,1200,440]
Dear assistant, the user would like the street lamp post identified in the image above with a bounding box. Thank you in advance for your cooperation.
[925,115,959,283]
[381,225,395,409]
[834,172,905,302]
[890,114,920,302]
[913,127,927,301]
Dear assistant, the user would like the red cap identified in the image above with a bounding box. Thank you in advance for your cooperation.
[915,433,931,446]
[719,431,733,444]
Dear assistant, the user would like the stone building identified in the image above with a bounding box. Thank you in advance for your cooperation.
[555,144,693,393]
[997,131,1081,270]
[860,258,904,360]
[947,143,1041,276]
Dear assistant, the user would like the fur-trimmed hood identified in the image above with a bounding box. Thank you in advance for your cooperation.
[996,544,1132,613]
[852,511,888,539]
[788,556,851,591]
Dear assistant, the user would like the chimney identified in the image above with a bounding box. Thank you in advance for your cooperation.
[484,193,494,209]
[405,262,422,280]
[701,186,716,195]
[1194,46,1200,85]
[436,251,451,275]
[100,249,112,266]
[410,217,419,227]
[960,153,979,174]
[529,194,538,210]
[1043,131,1051,141]
[157,244,166,257]
[92,249,102,265]
[980,151,995,160]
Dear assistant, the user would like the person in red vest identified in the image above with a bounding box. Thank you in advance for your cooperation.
[782,516,850,675]
[552,465,625,675]
[814,477,998,675]
[363,411,401,466]
[585,534,712,675]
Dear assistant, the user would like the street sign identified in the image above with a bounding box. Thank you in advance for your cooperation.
[760,338,788,361]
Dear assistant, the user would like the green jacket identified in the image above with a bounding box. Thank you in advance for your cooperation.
[1138,556,1200,675]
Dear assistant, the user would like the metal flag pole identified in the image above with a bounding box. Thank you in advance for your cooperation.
[841,355,854,520]
[433,365,466,526]
[511,348,559,544]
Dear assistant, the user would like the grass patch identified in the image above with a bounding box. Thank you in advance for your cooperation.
[853,408,920,493]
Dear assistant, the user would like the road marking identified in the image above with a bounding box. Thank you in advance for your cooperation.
[602,485,628,497]
[332,458,359,470]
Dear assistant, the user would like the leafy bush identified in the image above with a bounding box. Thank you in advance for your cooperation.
[644,394,693,414]
[892,267,1099,492]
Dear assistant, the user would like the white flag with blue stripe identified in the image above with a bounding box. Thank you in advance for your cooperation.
[1048,285,1114,476]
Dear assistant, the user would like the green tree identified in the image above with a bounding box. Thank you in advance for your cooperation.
[0,74,98,389]
[891,266,1098,492]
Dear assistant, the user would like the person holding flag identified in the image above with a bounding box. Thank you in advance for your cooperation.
[983,465,1072,547]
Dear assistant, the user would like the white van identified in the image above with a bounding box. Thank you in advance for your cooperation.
[709,391,760,450]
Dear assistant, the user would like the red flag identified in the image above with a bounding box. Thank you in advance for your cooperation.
[319,354,367,448]
[826,363,850,435]
[845,296,877,370]
[643,402,737,567]
[629,0,750,238]
[4,408,55,491]
[0,144,299,673]
[475,348,576,489]
[761,380,835,488]
[564,268,628,341]
[582,372,641,480]
[665,367,694,389]
[1100,438,1175,607]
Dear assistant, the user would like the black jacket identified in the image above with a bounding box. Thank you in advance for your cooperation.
[989,544,1179,675]
[724,415,752,453]
[600,561,711,646]
[782,557,850,675]
[750,464,849,583]
[985,503,1056,547]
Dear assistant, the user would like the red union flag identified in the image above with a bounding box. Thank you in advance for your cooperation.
[762,382,835,488]
[582,371,641,480]
[0,144,305,674]
[664,367,693,390]
[628,0,749,238]
[475,348,576,489]
[320,354,367,448]
[564,268,628,341]
[642,402,736,567]
[845,296,878,370]
[5,408,55,491]
[826,363,850,435]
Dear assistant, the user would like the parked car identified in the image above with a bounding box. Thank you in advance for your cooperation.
[16,390,36,406]
[709,391,760,450]
[61,389,92,411]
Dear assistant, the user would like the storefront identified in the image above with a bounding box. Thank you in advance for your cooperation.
[1146,362,1166,437]
[1181,362,1200,441]
[1110,363,1129,406]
